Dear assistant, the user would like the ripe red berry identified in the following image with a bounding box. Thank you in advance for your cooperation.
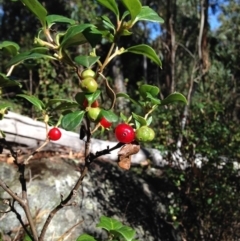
[100,117,112,128]
[83,99,99,108]
[48,127,62,141]
[115,123,135,143]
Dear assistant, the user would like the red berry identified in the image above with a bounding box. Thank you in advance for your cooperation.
[100,117,112,128]
[83,99,99,108]
[115,123,135,143]
[48,127,62,141]
[91,100,99,108]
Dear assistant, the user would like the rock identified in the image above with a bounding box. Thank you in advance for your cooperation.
[0,157,180,241]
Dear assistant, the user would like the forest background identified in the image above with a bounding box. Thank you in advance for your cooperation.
[0,0,240,240]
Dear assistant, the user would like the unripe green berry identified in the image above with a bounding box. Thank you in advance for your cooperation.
[135,126,155,142]
[81,69,95,79]
[87,107,101,122]
[81,77,98,93]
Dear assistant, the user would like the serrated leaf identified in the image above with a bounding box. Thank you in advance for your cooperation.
[111,225,136,241]
[139,84,159,98]
[121,0,142,22]
[96,216,123,232]
[20,0,47,27]
[0,74,21,88]
[46,15,76,28]
[17,94,45,110]
[116,93,141,106]
[135,6,164,23]
[124,44,161,67]
[97,0,119,18]
[61,110,85,131]
[0,41,20,56]
[76,234,97,241]
[74,55,100,68]
[160,92,187,105]
[6,48,56,68]
[100,109,118,122]
[60,24,93,49]
[132,112,147,126]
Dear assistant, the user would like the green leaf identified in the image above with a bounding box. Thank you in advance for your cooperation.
[75,91,101,107]
[145,92,161,105]
[121,29,133,36]
[46,15,76,28]
[160,92,187,106]
[100,109,118,123]
[120,112,128,122]
[20,0,47,27]
[99,15,116,32]
[85,90,101,104]
[139,84,159,98]
[0,41,20,56]
[132,112,147,127]
[121,0,142,22]
[116,93,141,106]
[76,234,97,241]
[17,94,45,110]
[97,0,119,18]
[60,24,93,49]
[83,27,103,48]
[46,98,74,105]
[61,110,85,131]
[111,225,136,241]
[96,216,123,232]
[75,92,86,106]
[52,102,79,111]
[124,44,161,67]
[135,6,164,23]
[74,56,100,68]
[6,47,56,68]
[0,103,12,110]
[146,116,153,126]
[0,74,21,88]
[23,233,33,241]
[97,29,114,42]
[46,99,79,112]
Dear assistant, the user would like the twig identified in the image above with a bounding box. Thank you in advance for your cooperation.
[24,139,50,164]
[39,116,124,241]
[56,220,84,241]
[0,138,39,240]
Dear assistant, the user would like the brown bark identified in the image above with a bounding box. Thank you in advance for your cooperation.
[165,0,177,94]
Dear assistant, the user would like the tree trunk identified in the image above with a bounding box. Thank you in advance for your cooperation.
[165,0,177,94]
[112,57,127,111]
